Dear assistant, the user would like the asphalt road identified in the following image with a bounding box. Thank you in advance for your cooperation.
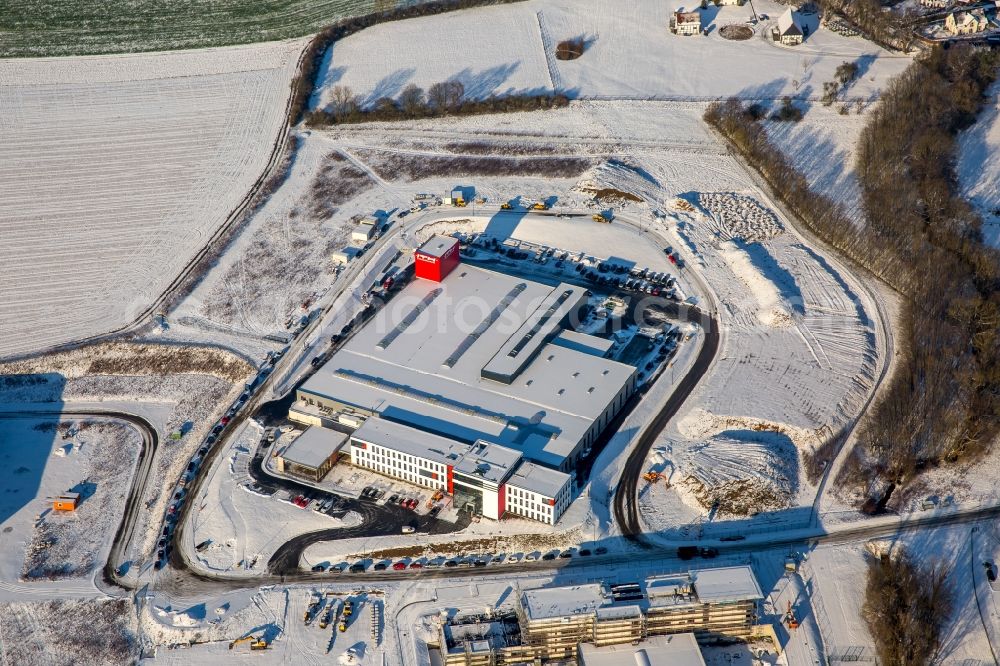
[244,451,472,575]
[611,307,721,543]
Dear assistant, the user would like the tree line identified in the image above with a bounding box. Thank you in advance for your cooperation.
[304,81,570,126]
[704,44,1000,505]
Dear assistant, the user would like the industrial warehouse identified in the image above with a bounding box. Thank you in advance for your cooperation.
[288,235,639,524]
[433,565,765,665]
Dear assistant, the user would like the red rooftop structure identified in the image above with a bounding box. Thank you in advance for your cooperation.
[414,235,460,282]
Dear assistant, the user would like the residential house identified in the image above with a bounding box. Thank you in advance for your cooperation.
[673,9,702,35]
[774,8,804,44]
[945,8,988,34]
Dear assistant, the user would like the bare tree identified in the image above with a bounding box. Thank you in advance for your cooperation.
[398,83,425,116]
[428,80,465,113]
[329,85,359,117]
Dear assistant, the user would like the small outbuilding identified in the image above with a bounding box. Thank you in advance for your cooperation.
[275,427,349,482]
[53,492,80,512]
[331,246,361,266]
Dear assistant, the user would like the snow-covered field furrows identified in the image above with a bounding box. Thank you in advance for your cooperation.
[0,42,301,359]
[311,3,552,112]
[668,201,875,433]
[764,106,869,225]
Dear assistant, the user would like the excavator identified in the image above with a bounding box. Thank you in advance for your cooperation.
[642,471,662,483]
[531,201,549,211]
[784,601,799,630]
[592,211,612,223]
[229,635,269,651]
[500,202,513,210]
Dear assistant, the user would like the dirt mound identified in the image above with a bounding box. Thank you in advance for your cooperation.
[720,24,754,40]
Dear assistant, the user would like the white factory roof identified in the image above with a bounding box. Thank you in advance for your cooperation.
[416,234,458,258]
[579,634,706,666]
[452,440,523,485]
[505,461,570,498]
[351,417,470,467]
[481,283,589,382]
[521,583,607,621]
[300,264,636,468]
[552,328,613,357]
[280,427,349,469]
[689,565,764,604]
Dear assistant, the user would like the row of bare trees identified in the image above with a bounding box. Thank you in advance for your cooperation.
[704,45,1000,503]
[305,82,569,126]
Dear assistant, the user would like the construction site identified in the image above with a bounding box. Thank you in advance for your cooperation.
[430,565,767,665]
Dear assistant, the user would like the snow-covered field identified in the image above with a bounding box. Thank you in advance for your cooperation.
[311,0,909,107]
[0,418,140,582]
[957,84,1000,249]
[0,39,303,360]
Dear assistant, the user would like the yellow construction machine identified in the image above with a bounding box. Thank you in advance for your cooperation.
[229,635,269,651]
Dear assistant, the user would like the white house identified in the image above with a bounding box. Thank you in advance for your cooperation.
[774,8,804,44]
[945,8,988,34]
[673,9,702,35]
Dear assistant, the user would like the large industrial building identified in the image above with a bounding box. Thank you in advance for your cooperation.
[434,566,764,665]
[292,235,637,523]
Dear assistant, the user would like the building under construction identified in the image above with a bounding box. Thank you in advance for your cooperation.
[433,566,764,665]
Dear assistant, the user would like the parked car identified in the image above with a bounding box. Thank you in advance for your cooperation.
[409,562,423,570]
[578,548,592,557]
[374,561,388,571]
[388,494,399,504]
[595,547,608,555]
[444,560,458,568]
[349,563,366,573]
[311,564,326,572]
[392,562,407,571]
[542,552,556,561]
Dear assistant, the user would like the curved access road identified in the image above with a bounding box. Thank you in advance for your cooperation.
[611,307,720,544]
[0,409,157,591]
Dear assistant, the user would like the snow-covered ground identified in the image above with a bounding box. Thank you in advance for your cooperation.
[957,83,1000,249]
[0,39,304,359]
[806,524,1000,664]
[0,343,255,570]
[311,0,909,108]
[184,420,362,575]
[0,418,140,583]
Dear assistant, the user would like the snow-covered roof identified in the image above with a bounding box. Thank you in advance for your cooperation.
[352,417,523,484]
[676,10,701,23]
[522,583,607,621]
[481,283,589,383]
[351,417,471,467]
[595,604,642,620]
[300,264,636,468]
[689,565,763,603]
[452,440,523,485]
[280,427,349,469]
[579,633,705,666]
[505,461,570,498]
[416,234,458,258]
[552,329,613,357]
[778,9,803,36]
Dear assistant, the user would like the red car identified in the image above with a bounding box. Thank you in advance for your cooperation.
[220,416,230,426]
[409,562,423,569]
[668,254,677,265]
[392,562,407,571]
[407,499,418,510]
